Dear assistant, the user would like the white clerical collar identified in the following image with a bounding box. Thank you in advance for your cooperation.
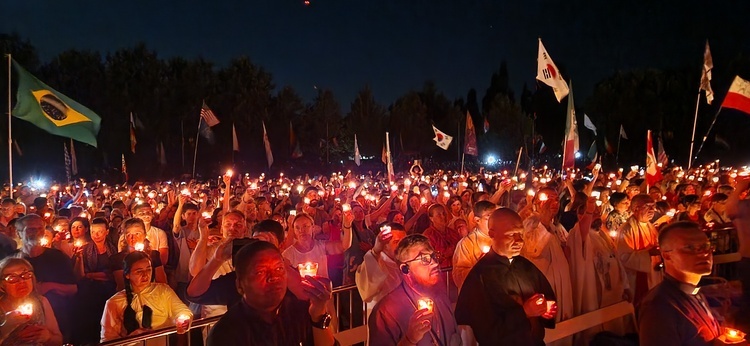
[508,258,514,264]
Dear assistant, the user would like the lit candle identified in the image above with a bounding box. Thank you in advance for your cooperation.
[538,193,548,202]
[298,262,318,277]
[420,197,428,205]
[304,197,311,205]
[201,211,211,219]
[134,242,145,252]
[481,245,491,254]
[348,182,356,189]
[74,240,83,248]
[608,230,618,238]
[380,225,392,236]
[342,204,351,212]
[417,297,434,313]
[176,314,191,325]
[527,189,535,197]
[40,238,49,247]
[722,328,745,343]
[15,303,33,317]
[181,188,191,196]
[225,169,233,177]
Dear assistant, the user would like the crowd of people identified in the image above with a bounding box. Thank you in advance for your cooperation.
[0,162,747,345]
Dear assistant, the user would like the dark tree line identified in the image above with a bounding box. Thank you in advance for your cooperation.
[2,32,749,182]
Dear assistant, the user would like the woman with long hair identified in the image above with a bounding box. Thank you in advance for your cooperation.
[72,217,118,345]
[109,218,168,291]
[56,217,91,258]
[101,252,192,344]
[0,257,62,345]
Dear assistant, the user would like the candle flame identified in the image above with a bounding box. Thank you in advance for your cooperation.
[134,242,145,252]
[16,303,33,316]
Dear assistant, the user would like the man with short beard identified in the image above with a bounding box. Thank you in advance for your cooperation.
[368,234,461,346]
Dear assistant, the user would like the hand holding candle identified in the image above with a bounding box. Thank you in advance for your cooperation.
[15,303,33,317]
[417,297,434,313]
[719,328,746,344]
[175,313,192,334]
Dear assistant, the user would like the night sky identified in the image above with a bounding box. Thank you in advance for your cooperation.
[3,1,749,106]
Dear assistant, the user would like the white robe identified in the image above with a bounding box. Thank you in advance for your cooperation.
[355,249,402,316]
[569,224,632,344]
[521,218,574,322]
[616,220,663,302]
[452,228,492,292]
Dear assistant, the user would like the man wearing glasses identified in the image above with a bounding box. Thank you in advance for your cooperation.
[639,221,722,345]
[368,234,461,346]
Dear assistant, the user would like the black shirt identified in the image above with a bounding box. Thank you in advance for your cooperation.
[186,272,240,307]
[455,251,556,346]
[206,290,315,346]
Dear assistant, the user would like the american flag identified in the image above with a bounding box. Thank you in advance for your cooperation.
[200,101,220,127]
[657,134,668,166]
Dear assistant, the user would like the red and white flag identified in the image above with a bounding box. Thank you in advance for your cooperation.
[464,112,478,156]
[722,76,750,115]
[483,117,490,134]
[129,112,137,154]
[646,130,663,186]
[700,40,714,104]
[262,121,273,168]
[354,134,361,166]
[200,101,220,127]
[432,125,453,150]
[536,38,569,102]
[562,83,579,170]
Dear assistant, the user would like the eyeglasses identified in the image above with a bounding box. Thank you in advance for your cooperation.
[664,242,714,255]
[402,252,442,266]
[4,271,34,284]
[253,267,286,281]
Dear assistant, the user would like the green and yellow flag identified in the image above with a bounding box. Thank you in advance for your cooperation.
[11,59,101,147]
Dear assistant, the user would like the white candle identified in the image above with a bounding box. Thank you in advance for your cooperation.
[134,242,145,252]
[417,298,434,313]
[298,262,318,277]
[481,245,491,254]
[15,303,33,316]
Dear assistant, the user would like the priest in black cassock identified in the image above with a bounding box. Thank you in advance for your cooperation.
[455,208,558,346]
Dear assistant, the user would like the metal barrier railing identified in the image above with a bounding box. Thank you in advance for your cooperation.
[101,267,455,346]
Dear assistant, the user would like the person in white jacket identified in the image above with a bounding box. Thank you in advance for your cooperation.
[355,222,407,315]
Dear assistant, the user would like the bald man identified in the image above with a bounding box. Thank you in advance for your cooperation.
[639,221,721,346]
[455,208,557,346]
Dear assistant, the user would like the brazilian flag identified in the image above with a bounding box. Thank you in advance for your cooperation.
[11,59,101,147]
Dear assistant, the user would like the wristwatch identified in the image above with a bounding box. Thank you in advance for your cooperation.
[311,313,332,329]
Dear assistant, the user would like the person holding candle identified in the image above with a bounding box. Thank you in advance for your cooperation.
[57,216,90,258]
[71,217,117,345]
[455,208,557,345]
[109,218,168,291]
[616,194,663,305]
[368,234,461,346]
[605,192,631,236]
[118,204,169,269]
[16,214,77,343]
[452,200,497,292]
[422,204,461,269]
[101,251,192,344]
[206,240,335,345]
[0,257,63,346]
[638,221,723,345]
[355,222,408,315]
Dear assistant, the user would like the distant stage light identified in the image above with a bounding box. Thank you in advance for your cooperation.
[486,155,497,165]
[575,152,582,159]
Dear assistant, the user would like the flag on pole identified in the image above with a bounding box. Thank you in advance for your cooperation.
[262,121,273,168]
[64,142,72,182]
[232,124,240,152]
[619,125,628,139]
[539,141,547,154]
[722,76,750,115]
[536,38,570,102]
[11,59,101,147]
[657,134,668,166]
[432,125,453,150]
[121,154,128,182]
[158,141,167,166]
[700,40,714,104]
[354,134,361,166]
[129,112,137,153]
[69,138,78,176]
[290,122,303,158]
[583,113,597,135]
[586,141,599,170]
[381,143,387,165]
[646,130,663,186]
[198,118,215,144]
[483,116,490,134]
[562,83,579,170]
[385,132,395,182]
[464,111,478,156]
[200,101,220,127]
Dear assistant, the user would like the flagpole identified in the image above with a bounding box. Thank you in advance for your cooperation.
[6,54,13,198]
[514,146,523,176]
[385,131,392,185]
[231,122,235,165]
[460,153,465,175]
[561,130,568,173]
[616,134,622,166]
[693,106,723,166]
[181,118,185,170]
[687,90,701,169]
[192,118,202,178]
